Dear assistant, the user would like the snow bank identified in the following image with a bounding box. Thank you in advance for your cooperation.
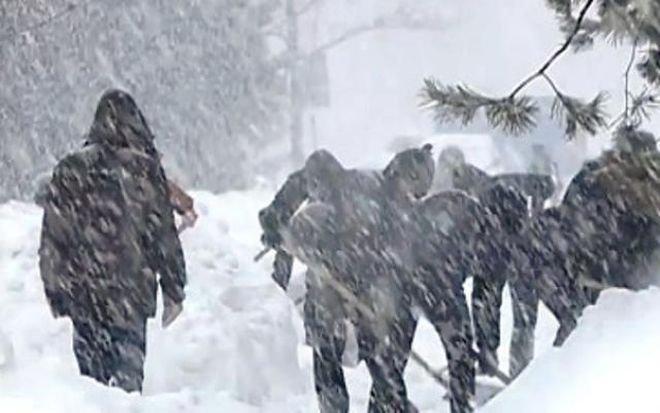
[0,191,313,412]
[484,288,660,413]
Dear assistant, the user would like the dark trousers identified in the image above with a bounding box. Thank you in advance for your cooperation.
[413,270,475,413]
[471,274,539,378]
[305,270,418,413]
[71,316,147,393]
[360,308,417,413]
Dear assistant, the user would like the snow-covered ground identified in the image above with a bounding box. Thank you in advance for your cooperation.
[484,288,660,413]
[0,185,658,412]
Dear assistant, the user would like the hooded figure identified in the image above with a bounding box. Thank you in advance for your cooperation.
[520,127,660,349]
[38,89,187,392]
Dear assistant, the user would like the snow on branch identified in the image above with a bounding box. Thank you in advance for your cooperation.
[551,91,609,140]
[420,80,538,136]
[420,0,617,140]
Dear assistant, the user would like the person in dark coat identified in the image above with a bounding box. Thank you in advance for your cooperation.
[435,146,555,377]
[520,127,660,348]
[38,89,187,392]
[36,160,198,234]
[259,148,426,413]
[260,145,477,413]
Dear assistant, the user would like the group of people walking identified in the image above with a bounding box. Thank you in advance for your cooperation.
[258,125,660,412]
[35,89,660,413]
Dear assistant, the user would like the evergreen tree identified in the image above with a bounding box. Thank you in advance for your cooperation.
[421,0,660,141]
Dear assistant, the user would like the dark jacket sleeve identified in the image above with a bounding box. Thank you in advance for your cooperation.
[258,169,309,288]
[453,164,491,197]
[38,157,84,317]
[145,160,187,304]
[259,170,309,243]
[498,173,555,202]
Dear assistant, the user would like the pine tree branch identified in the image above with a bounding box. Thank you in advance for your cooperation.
[420,80,539,135]
[542,74,609,140]
[541,73,562,97]
[607,38,660,130]
[624,38,639,121]
[508,0,596,99]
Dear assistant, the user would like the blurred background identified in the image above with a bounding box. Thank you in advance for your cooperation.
[0,0,650,201]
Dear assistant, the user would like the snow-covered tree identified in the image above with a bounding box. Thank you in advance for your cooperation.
[0,0,286,201]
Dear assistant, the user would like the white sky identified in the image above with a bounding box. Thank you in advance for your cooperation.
[304,0,650,167]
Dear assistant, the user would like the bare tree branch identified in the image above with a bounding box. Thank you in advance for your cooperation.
[508,0,596,98]
[275,10,444,69]
[624,38,638,119]
[308,23,381,55]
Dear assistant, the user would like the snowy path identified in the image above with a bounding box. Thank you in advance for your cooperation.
[0,188,655,412]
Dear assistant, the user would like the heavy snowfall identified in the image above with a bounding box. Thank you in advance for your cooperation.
[4,1,660,412]
[3,143,660,413]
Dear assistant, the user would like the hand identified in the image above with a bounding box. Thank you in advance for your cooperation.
[184,209,198,227]
[177,209,198,234]
[258,208,282,248]
[260,231,282,249]
[162,295,183,329]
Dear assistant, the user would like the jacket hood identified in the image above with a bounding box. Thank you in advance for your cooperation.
[86,89,157,156]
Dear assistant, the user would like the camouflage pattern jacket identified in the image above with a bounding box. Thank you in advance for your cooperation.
[39,141,186,325]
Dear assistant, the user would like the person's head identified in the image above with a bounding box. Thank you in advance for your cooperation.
[90,89,155,153]
[437,145,466,169]
[433,145,466,192]
[383,143,435,199]
[304,149,345,201]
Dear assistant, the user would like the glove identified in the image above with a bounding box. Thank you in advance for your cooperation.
[272,250,293,290]
[162,294,183,329]
[260,231,282,249]
[258,207,282,248]
[177,208,198,234]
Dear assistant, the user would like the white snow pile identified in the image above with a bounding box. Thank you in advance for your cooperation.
[484,288,660,413]
[1,185,660,412]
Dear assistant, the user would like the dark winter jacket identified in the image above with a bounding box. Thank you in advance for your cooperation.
[449,162,554,212]
[559,150,660,290]
[39,90,186,324]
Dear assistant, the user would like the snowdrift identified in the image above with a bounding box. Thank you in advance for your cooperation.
[483,288,660,413]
